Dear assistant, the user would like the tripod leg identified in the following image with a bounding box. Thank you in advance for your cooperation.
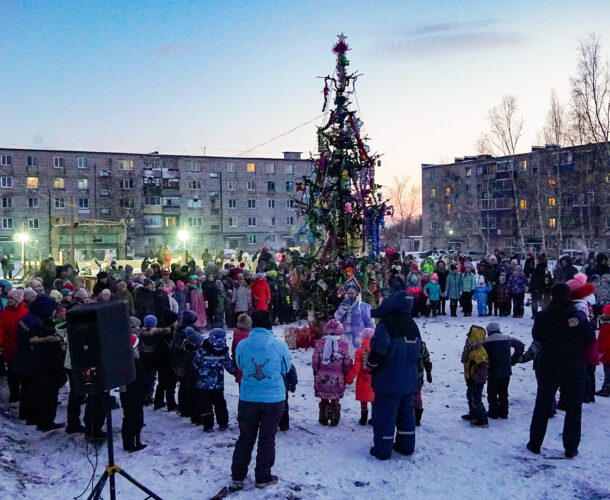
[118,469,163,500]
[87,471,109,500]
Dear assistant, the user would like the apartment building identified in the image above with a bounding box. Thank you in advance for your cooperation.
[421,143,610,255]
[0,148,311,260]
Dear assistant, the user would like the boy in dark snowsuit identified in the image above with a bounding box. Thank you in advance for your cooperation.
[171,310,200,423]
[461,325,489,427]
[368,291,421,460]
[482,322,524,419]
[120,334,148,452]
[191,327,236,432]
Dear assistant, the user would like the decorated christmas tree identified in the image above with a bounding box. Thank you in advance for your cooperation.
[293,34,391,319]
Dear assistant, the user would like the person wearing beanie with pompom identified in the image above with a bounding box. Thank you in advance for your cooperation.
[192,328,236,432]
[312,319,353,426]
[120,334,148,452]
[346,327,375,426]
[527,283,595,458]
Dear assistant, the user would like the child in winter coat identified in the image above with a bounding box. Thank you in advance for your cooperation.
[507,265,528,318]
[406,274,423,317]
[496,274,512,317]
[461,325,489,427]
[138,315,159,406]
[231,313,252,386]
[584,333,600,403]
[312,319,353,426]
[120,334,148,452]
[473,276,492,317]
[420,272,431,317]
[214,280,227,328]
[445,265,463,317]
[595,304,610,397]
[345,328,375,426]
[461,263,477,317]
[423,273,442,317]
[414,341,433,426]
[191,327,236,432]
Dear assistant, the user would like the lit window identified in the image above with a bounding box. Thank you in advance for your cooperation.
[247,163,256,172]
[27,177,39,188]
[165,217,177,227]
[446,203,451,214]
[548,178,556,187]
[446,187,451,196]
[465,168,472,177]
[431,188,436,198]
[54,178,65,189]
[78,178,89,189]
[28,198,39,209]
[118,159,134,170]
[548,197,556,207]
[119,199,135,208]
[520,200,527,210]
[520,160,527,171]
[548,218,556,228]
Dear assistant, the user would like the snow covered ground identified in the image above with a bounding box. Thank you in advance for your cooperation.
[1,314,609,500]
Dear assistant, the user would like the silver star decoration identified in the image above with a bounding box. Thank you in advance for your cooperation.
[337,33,348,42]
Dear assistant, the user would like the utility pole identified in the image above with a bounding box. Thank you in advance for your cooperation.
[70,196,76,265]
[48,189,53,259]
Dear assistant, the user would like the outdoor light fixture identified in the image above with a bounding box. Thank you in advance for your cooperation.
[13,232,29,243]
[177,230,189,246]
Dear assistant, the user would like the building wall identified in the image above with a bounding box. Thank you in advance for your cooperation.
[421,144,610,255]
[0,148,311,259]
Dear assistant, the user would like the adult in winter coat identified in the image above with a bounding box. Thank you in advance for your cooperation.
[524,253,536,279]
[334,277,375,352]
[485,256,501,316]
[0,289,28,402]
[530,254,550,317]
[233,274,252,316]
[251,273,271,311]
[581,252,597,281]
[346,328,375,426]
[134,279,156,320]
[120,335,148,452]
[312,319,353,426]
[593,253,610,278]
[527,283,595,458]
[445,265,463,317]
[368,291,421,460]
[435,261,449,315]
[553,255,578,284]
[171,310,201,422]
[115,281,135,316]
[507,265,528,318]
[596,304,610,397]
[12,295,62,427]
[461,263,477,317]
[482,322,524,419]
[231,310,292,491]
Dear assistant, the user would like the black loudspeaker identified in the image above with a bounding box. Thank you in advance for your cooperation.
[67,301,135,396]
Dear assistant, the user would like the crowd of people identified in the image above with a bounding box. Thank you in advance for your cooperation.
[0,246,609,489]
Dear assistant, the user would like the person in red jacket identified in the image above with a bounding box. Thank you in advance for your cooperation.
[231,313,251,386]
[346,328,375,426]
[0,289,28,403]
[596,304,610,397]
[251,273,271,311]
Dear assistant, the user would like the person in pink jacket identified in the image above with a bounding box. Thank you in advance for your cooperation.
[346,328,375,426]
[312,319,353,426]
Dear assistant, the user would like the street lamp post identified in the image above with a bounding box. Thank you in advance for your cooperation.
[13,232,29,278]
[177,230,189,262]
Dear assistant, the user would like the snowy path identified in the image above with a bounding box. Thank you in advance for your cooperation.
[1,316,609,499]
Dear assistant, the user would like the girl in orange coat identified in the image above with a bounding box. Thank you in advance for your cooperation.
[346,328,375,426]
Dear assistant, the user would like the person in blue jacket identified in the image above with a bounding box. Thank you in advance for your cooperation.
[368,291,421,460]
[230,310,292,491]
[423,273,442,317]
[473,275,493,317]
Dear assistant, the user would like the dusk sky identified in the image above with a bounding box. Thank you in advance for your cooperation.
[2,1,610,186]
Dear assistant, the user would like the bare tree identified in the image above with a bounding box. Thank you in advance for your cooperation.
[482,95,527,253]
[385,176,421,246]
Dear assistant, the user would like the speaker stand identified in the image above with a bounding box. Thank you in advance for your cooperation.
[86,393,162,500]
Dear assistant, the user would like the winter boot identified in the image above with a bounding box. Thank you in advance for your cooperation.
[123,435,136,452]
[461,413,475,421]
[359,410,368,426]
[329,401,341,426]
[132,434,148,452]
[470,415,489,428]
[595,386,610,397]
[318,401,329,425]
[415,408,423,427]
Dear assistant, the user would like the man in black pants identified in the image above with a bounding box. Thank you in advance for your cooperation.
[527,283,595,458]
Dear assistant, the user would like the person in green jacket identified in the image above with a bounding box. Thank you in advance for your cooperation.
[445,265,463,317]
[461,262,477,317]
[422,257,436,275]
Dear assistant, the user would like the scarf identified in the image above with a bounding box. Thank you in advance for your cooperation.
[322,335,340,365]
[342,295,361,333]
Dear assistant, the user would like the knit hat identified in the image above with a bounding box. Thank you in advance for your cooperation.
[268,270,277,277]
[143,315,157,328]
[324,319,344,336]
[240,262,246,268]
[251,310,273,329]
[142,277,152,287]
[361,327,375,340]
[182,310,198,326]
[7,289,24,303]
[61,288,72,297]
[125,264,134,275]
[75,288,89,301]
[185,327,203,348]
[477,275,486,285]
[511,259,518,265]
[50,289,62,303]
[566,272,594,300]
[431,273,439,281]
[176,280,185,290]
[24,287,37,302]
[237,273,245,280]
[237,313,252,331]
[161,309,179,326]
[550,283,571,302]
[488,255,497,263]
[486,321,501,335]
[131,334,139,349]
[129,316,141,329]
[208,328,227,349]
[64,282,75,292]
